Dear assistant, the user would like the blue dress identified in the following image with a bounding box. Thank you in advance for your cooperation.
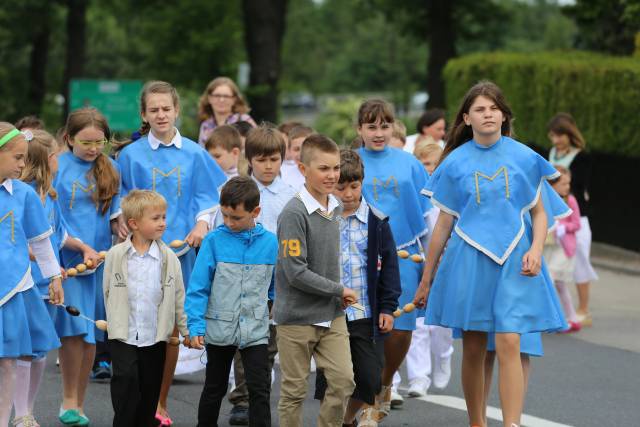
[425,137,569,335]
[54,153,121,343]
[117,135,225,287]
[0,180,57,357]
[358,146,431,330]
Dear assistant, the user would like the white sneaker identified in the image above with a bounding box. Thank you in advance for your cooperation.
[433,355,452,389]
[408,378,430,397]
[390,387,404,409]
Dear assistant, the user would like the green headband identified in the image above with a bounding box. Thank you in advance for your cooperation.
[0,129,21,148]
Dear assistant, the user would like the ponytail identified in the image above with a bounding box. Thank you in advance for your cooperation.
[90,153,120,215]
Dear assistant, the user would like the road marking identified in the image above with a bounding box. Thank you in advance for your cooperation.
[415,394,574,427]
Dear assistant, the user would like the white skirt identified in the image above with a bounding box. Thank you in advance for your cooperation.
[544,245,576,284]
[574,216,599,283]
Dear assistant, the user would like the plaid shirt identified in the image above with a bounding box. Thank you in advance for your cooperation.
[339,202,371,321]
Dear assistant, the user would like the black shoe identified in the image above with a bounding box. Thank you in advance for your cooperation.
[91,361,112,380]
[229,405,249,425]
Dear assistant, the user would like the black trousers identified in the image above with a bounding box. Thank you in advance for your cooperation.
[198,343,271,427]
[109,340,166,427]
[315,318,384,404]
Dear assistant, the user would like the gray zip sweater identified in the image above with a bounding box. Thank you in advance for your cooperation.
[274,195,345,325]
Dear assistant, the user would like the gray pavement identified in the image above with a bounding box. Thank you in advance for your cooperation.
[28,262,640,426]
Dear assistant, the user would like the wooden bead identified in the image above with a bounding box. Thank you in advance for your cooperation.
[169,240,185,248]
[95,320,108,331]
[403,303,416,313]
[66,268,78,277]
[85,259,93,268]
[410,254,423,263]
[76,264,87,273]
[393,309,403,318]
[98,251,107,259]
[397,250,409,259]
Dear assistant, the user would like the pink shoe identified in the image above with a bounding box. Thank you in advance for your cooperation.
[155,412,173,426]
[561,321,581,333]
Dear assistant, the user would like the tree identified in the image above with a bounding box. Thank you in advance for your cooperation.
[243,0,288,123]
[62,0,87,119]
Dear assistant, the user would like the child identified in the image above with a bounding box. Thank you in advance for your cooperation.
[281,125,313,190]
[0,123,63,427]
[186,176,276,427]
[413,81,569,427]
[117,80,226,425]
[545,166,582,332]
[54,108,125,426]
[274,134,357,427]
[103,190,189,427]
[388,121,406,149]
[356,99,432,418]
[413,137,440,170]
[205,124,243,179]
[224,125,297,424]
[316,149,401,427]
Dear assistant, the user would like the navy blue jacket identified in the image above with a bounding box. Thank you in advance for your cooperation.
[365,204,401,339]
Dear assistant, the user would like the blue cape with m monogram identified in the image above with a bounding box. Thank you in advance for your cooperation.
[426,136,570,264]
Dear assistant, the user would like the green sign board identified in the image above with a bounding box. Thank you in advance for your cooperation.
[69,79,143,132]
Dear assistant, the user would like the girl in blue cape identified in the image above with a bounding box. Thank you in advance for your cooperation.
[356,99,432,417]
[413,81,568,427]
[54,108,125,426]
[0,124,64,427]
[117,81,226,425]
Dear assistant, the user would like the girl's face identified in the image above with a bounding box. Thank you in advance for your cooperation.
[424,118,446,141]
[142,93,179,137]
[68,126,106,162]
[548,131,571,152]
[358,118,393,151]
[552,173,571,198]
[208,84,236,117]
[463,95,505,140]
[0,138,28,181]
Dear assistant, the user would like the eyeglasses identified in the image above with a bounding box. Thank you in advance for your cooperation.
[75,139,107,148]
[208,93,235,100]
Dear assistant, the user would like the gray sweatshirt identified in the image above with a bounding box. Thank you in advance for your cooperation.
[274,194,344,325]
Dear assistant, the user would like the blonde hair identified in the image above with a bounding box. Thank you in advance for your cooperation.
[245,125,287,162]
[121,190,167,223]
[205,125,242,152]
[0,122,26,152]
[20,130,58,200]
[392,121,407,143]
[413,138,442,159]
[198,77,250,122]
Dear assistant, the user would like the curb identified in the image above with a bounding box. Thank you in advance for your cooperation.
[590,242,640,276]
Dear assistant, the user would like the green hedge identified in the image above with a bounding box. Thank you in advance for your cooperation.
[443,51,640,156]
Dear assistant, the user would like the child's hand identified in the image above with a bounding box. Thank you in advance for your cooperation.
[185,221,208,248]
[191,336,205,350]
[29,246,36,261]
[342,287,357,308]
[521,248,542,276]
[378,313,394,333]
[413,281,431,308]
[111,216,129,242]
[49,276,64,305]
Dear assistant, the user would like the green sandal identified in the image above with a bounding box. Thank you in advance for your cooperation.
[58,408,80,425]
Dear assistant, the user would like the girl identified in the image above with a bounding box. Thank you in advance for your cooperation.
[0,123,63,427]
[197,77,257,146]
[356,99,432,419]
[117,80,226,425]
[54,108,125,426]
[547,113,597,326]
[413,81,568,427]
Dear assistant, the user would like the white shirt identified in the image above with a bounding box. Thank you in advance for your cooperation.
[280,160,305,191]
[404,135,446,154]
[253,175,297,234]
[126,241,162,347]
[297,185,341,328]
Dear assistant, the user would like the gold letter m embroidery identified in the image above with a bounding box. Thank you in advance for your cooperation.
[152,167,181,196]
[474,166,510,204]
[0,211,15,243]
[372,176,399,201]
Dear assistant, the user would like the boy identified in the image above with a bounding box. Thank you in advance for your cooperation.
[281,125,313,190]
[205,125,242,179]
[274,134,358,427]
[186,176,276,427]
[226,125,297,424]
[316,149,401,427]
[103,190,189,427]
[388,121,406,149]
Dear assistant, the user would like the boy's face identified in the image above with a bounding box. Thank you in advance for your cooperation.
[220,203,261,232]
[358,118,392,151]
[128,206,167,242]
[299,150,340,198]
[286,137,304,163]
[388,137,405,149]
[420,151,441,174]
[208,146,239,172]
[250,152,282,186]
[333,180,362,214]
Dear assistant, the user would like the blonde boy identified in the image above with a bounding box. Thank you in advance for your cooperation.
[103,190,189,427]
[281,125,314,190]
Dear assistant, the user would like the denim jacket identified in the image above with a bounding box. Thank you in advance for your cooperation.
[185,223,277,349]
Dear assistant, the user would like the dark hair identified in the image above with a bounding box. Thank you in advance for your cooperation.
[139,81,180,135]
[350,136,363,149]
[205,125,242,152]
[357,99,395,126]
[547,113,585,150]
[15,115,45,131]
[300,134,340,165]
[220,176,260,211]
[441,81,513,165]
[339,149,364,184]
[244,125,286,162]
[416,109,445,134]
[232,121,254,137]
